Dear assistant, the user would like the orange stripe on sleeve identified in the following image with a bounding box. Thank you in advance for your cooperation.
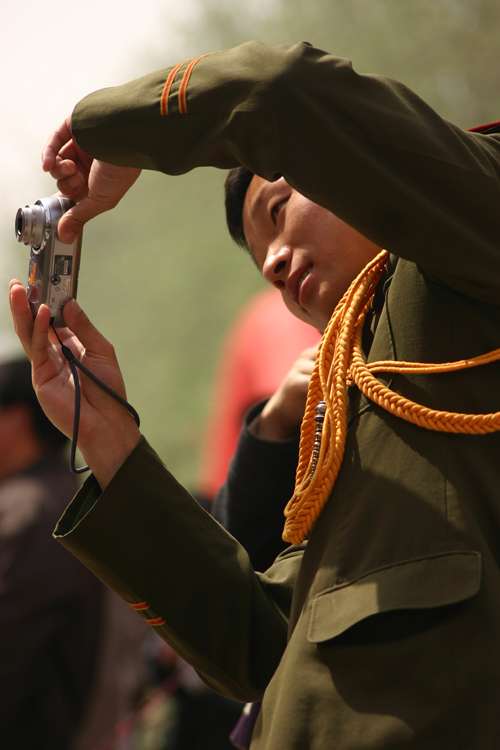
[160,59,191,116]
[130,601,165,626]
[147,616,167,626]
[178,53,211,114]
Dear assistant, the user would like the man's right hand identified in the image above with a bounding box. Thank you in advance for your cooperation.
[42,116,142,244]
[250,344,319,441]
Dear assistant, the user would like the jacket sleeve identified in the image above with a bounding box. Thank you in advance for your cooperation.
[54,437,302,703]
[71,40,500,302]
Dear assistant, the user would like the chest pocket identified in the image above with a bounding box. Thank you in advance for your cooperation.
[308,551,481,644]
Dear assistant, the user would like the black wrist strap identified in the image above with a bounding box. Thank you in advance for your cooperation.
[51,324,141,474]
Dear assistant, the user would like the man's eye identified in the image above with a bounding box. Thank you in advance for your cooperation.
[271,200,286,223]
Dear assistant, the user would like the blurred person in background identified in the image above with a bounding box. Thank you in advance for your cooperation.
[0,356,149,750]
[198,287,321,506]
[0,356,101,749]
[202,287,320,569]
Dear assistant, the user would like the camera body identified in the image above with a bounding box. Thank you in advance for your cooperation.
[15,197,82,327]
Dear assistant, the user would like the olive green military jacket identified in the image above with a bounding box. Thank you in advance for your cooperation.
[55,42,500,748]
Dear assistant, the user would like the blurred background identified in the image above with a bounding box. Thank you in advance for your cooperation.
[1,0,498,488]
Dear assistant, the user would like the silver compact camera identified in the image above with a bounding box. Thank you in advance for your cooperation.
[15,197,82,327]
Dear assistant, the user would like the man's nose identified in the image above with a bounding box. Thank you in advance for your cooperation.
[262,245,292,289]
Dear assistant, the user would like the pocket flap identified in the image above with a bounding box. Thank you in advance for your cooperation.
[308,551,481,643]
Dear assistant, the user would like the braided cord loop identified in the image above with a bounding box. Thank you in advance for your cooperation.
[282,250,500,545]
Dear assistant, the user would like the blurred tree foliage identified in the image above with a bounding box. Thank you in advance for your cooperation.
[3,0,499,488]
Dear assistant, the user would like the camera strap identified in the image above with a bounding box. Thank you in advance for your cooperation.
[51,324,141,474]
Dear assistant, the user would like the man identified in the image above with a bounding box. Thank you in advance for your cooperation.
[9,41,500,748]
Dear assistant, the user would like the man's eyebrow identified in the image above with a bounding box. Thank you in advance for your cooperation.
[250,179,289,222]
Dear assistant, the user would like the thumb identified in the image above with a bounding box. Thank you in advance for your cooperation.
[57,190,120,243]
[57,162,141,243]
[62,299,113,357]
[57,198,101,244]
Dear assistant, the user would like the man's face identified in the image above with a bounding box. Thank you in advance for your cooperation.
[242,176,382,332]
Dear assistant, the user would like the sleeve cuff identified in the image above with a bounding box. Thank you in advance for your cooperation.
[54,436,147,538]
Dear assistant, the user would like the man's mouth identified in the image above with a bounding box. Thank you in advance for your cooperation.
[288,264,312,307]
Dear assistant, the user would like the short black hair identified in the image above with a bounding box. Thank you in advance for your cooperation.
[224,167,254,250]
[0,357,68,451]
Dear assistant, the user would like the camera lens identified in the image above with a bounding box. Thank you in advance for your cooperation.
[15,204,45,246]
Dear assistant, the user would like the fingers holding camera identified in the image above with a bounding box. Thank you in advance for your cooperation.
[11,288,141,487]
[9,280,35,358]
[10,283,74,441]
[55,161,142,244]
[43,120,92,204]
[10,281,75,403]
[53,140,92,200]
[10,282,61,366]
[42,117,73,172]
[61,299,117,369]
[42,116,142,243]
